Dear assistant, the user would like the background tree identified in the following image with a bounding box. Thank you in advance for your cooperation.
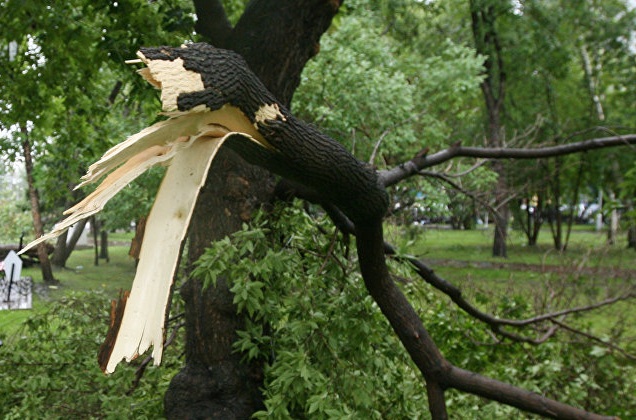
[0,0,195,270]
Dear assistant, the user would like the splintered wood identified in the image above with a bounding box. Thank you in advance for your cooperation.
[20,44,271,373]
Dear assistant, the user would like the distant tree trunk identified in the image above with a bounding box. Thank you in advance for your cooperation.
[164,1,342,418]
[52,231,69,267]
[529,193,542,246]
[607,190,619,245]
[561,158,584,251]
[519,192,542,247]
[470,0,508,257]
[548,158,564,251]
[21,126,56,284]
[51,218,88,267]
[491,161,509,258]
[100,230,109,262]
[627,195,636,249]
[92,217,100,266]
[628,216,636,249]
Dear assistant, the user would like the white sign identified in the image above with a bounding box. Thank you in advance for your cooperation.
[3,250,22,282]
[1,250,31,310]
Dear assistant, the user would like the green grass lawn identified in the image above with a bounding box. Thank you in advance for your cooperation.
[389,224,636,351]
[0,245,136,337]
[2,225,634,347]
[392,224,635,268]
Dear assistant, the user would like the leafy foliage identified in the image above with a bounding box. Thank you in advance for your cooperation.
[0,163,31,242]
[0,0,195,240]
[194,204,429,418]
[0,291,182,419]
[0,198,32,244]
[293,0,484,165]
[194,204,636,418]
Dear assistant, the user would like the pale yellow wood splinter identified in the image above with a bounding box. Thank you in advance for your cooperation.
[104,133,226,373]
[20,48,275,374]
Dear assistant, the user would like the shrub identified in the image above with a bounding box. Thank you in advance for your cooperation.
[0,291,181,419]
[194,203,636,419]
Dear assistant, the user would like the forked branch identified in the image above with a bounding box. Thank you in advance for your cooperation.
[380,135,636,187]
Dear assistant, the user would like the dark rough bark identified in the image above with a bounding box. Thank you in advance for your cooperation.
[21,129,56,284]
[165,2,342,418]
[192,0,233,47]
[228,0,340,107]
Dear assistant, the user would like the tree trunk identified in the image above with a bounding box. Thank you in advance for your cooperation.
[51,231,69,268]
[100,230,109,262]
[51,218,88,267]
[627,199,636,249]
[562,158,585,252]
[129,216,147,264]
[21,127,56,284]
[628,220,636,249]
[491,158,509,257]
[607,190,619,245]
[549,158,563,251]
[92,217,100,266]
[164,1,342,418]
[520,192,542,247]
[470,0,508,257]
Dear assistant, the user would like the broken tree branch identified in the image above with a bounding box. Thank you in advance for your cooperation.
[380,134,636,187]
[282,178,624,417]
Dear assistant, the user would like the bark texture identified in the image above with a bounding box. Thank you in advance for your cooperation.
[165,2,342,418]
[22,129,56,284]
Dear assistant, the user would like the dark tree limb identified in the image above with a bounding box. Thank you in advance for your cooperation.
[284,179,630,417]
[229,0,341,107]
[380,135,636,187]
[356,223,615,419]
[192,0,233,47]
[276,176,635,349]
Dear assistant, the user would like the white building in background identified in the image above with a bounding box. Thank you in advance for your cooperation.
[0,161,26,202]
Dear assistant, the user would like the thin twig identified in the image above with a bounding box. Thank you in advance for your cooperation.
[549,318,636,361]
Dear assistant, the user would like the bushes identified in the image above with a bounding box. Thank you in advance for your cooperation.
[0,291,181,419]
[195,204,636,419]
